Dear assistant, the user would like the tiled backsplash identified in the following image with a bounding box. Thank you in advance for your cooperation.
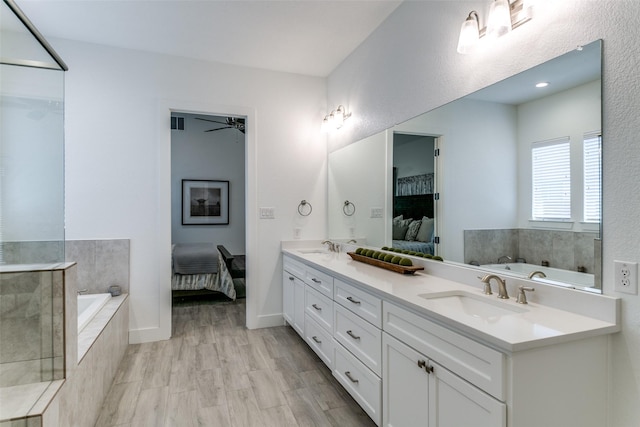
[464,229,600,274]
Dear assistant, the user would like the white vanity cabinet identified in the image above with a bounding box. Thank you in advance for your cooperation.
[382,304,506,427]
[282,252,612,427]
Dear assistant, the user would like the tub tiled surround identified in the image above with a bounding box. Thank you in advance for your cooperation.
[464,228,601,273]
[0,262,75,426]
[42,295,129,427]
[65,239,130,294]
[1,239,130,295]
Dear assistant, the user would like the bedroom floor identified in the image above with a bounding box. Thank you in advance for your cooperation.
[94,298,376,426]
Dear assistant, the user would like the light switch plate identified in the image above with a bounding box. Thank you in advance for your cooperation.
[259,207,275,219]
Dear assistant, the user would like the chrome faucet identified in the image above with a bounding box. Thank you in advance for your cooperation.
[321,240,338,252]
[480,274,509,299]
[497,255,512,264]
[527,270,546,279]
[77,288,88,295]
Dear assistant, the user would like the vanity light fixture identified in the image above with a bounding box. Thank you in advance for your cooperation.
[457,0,533,54]
[321,105,351,132]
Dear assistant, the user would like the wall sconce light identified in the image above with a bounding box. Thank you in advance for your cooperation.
[457,0,532,54]
[321,105,351,132]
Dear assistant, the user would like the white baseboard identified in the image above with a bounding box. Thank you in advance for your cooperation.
[253,313,286,329]
[129,326,170,344]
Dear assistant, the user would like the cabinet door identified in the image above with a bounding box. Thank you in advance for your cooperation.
[429,361,506,427]
[293,278,305,336]
[382,333,429,427]
[283,271,295,325]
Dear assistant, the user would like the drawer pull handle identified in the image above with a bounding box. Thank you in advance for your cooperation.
[289,276,294,281]
[345,371,359,384]
[425,364,434,374]
[312,304,322,311]
[346,330,361,340]
[417,360,426,369]
[312,336,322,344]
[311,278,321,283]
[346,296,361,305]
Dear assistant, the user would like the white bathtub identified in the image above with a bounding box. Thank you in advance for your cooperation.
[78,293,111,333]
[480,263,595,289]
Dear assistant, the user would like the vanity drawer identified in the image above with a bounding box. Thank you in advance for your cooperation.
[334,279,382,328]
[283,256,306,280]
[305,285,333,332]
[334,343,381,426]
[305,315,334,369]
[383,301,505,401]
[304,265,334,298]
[334,303,382,376]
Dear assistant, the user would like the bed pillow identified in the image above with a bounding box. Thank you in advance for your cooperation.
[416,217,435,242]
[392,218,413,240]
[405,220,422,241]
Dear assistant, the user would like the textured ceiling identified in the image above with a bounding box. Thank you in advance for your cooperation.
[17,0,402,77]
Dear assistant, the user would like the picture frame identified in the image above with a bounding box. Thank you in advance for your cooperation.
[182,179,229,225]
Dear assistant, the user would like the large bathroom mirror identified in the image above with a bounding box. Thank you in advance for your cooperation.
[328,40,602,292]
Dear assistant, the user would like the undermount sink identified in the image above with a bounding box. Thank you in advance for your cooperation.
[297,248,331,254]
[418,290,527,320]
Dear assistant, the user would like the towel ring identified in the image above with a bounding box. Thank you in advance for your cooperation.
[343,200,356,216]
[298,200,312,216]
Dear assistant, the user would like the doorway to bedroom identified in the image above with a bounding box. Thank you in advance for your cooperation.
[170,112,247,308]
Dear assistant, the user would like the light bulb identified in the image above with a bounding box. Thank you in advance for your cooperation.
[457,12,480,54]
[486,0,512,39]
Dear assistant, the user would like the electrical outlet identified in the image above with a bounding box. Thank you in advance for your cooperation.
[293,228,301,239]
[614,260,638,294]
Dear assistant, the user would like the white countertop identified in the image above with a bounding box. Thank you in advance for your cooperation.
[283,247,620,352]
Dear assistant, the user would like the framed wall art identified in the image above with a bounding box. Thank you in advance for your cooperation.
[182,179,229,225]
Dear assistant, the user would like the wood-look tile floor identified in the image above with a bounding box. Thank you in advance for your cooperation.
[95,297,376,427]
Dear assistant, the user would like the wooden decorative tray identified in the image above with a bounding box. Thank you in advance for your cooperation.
[347,252,424,275]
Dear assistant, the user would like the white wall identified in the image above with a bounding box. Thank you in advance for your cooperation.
[171,113,245,253]
[517,80,601,230]
[58,40,327,342]
[393,98,518,262]
[327,1,640,425]
[328,130,388,245]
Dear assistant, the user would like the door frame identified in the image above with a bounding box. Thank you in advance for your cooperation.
[157,99,258,339]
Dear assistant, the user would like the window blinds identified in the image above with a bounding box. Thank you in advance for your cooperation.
[583,132,602,223]
[532,137,571,220]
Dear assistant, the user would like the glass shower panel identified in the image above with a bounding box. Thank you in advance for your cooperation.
[0,64,65,264]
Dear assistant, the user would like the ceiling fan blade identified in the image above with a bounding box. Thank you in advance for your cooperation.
[195,117,229,125]
[204,126,233,132]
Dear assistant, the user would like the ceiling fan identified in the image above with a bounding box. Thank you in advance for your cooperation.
[195,116,245,134]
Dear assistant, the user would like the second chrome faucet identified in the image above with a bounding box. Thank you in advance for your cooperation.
[480,274,509,299]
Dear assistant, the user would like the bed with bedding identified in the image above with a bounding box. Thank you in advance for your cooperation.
[392,192,435,255]
[171,243,241,299]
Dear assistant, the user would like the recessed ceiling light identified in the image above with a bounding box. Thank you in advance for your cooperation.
[536,82,549,88]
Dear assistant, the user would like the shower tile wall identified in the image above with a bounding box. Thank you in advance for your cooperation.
[0,269,64,388]
[464,229,600,273]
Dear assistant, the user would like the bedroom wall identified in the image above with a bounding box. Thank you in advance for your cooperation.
[326,1,640,425]
[56,39,327,342]
[171,113,245,254]
[393,135,434,179]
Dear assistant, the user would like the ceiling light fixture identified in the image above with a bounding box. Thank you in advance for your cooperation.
[457,0,533,54]
[322,105,351,132]
[535,82,549,88]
